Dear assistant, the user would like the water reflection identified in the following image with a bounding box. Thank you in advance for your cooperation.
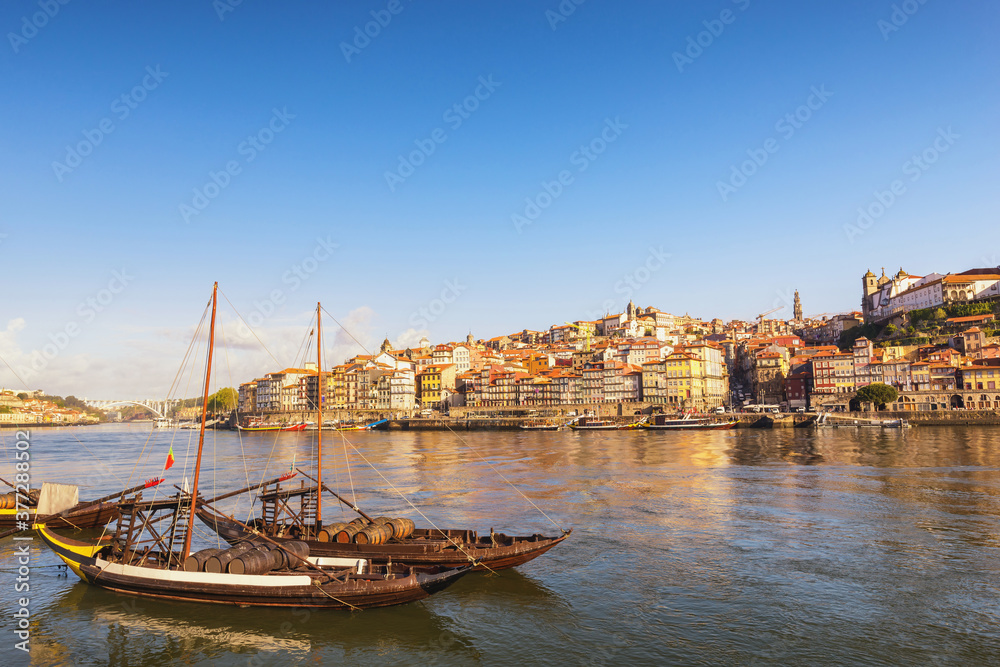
[5,424,1000,665]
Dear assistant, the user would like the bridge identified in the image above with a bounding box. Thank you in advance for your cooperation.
[83,398,183,418]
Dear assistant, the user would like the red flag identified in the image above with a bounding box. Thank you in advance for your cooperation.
[164,445,175,471]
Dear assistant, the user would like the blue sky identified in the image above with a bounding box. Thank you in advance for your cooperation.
[1,0,997,397]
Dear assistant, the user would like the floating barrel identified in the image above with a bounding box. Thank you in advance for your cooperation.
[335,524,362,543]
[373,516,392,526]
[386,518,415,540]
[183,548,224,573]
[204,542,255,573]
[273,540,310,569]
[228,546,282,575]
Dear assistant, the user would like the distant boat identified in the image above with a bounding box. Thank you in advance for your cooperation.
[154,417,173,428]
[519,422,560,431]
[570,416,627,430]
[644,413,737,430]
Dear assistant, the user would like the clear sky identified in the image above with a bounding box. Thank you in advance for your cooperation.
[1,0,997,398]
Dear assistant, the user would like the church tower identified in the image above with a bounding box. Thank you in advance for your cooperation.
[862,269,879,322]
[793,290,803,321]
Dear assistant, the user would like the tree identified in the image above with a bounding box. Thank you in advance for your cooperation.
[16,393,27,400]
[933,308,947,321]
[208,388,238,413]
[855,383,899,411]
[884,324,898,337]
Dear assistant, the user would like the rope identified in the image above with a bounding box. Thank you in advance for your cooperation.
[337,436,497,575]
[218,288,283,369]
[441,420,566,533]
[316,304,564,533]
[310,580,361,611]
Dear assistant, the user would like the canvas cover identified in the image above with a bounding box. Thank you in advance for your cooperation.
[36,482,79,515]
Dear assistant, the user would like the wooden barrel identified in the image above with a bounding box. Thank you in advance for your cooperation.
[273,540,310,569]
[0,494,8,509]
[355,524,392,545]
[205,543,254,573]
[353,526,377,545]
[373,516,392,526]
[319,523,348,543]
[391,518,416,540]
[335,524,362,543]
[385,518,412,540]
[228,546,281,575]
[183,548,224,573]
[349,517,367,526]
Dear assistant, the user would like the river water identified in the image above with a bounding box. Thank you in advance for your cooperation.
[2,424,1000,666]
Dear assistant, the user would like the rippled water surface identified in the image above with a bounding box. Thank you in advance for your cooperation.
[3,424,1000,665]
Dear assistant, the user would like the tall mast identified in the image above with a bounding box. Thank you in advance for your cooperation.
[183,282,217,561]
[315,302,323,528]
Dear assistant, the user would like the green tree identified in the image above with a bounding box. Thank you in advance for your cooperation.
[16,392,27,400]
[933,307,947,321]
[856,383,899,411]
[208,388,238,413]
[884,324,898,337]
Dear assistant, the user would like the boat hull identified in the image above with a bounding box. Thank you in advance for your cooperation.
[198,511,569,571]
[644,420,738,430]
[0,501,119,530]
[37,525,468,610]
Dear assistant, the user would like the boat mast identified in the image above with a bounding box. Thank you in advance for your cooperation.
[183,282,217,561]
[316,301,323,529]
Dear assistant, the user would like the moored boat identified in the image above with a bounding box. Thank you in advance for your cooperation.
[36,283,471,610]
[198,301,570,572]
[644,413,738,430]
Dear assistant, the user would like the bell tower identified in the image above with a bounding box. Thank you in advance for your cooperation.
[862,269,878,321]
[793,290,803,321]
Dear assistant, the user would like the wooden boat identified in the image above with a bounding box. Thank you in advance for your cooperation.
[197,496,569,571]
[237,420,282,432]
[644,413,738,430]
[198,301,570,572]
[519,422,560,431]
[281,423,307,432]
[36,284,470,610]
[0,477,162,534]
[569,416,631,430]
[0,494,119,531]
[37,509,467,610]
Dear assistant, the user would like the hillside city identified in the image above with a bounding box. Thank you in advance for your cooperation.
[234,266,1000,418]
[3,266,998,424]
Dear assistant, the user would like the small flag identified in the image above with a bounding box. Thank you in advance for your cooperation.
[164,445,175,471]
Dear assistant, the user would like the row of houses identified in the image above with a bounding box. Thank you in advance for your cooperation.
[237,332,731,415]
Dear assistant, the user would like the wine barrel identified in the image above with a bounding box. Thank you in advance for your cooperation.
[391,518,416,540]
[353,526,379,545]
[183,548,224,573]
[273,540,310,569]
[319,523,348,543]
[335,524,362,543]
[373,516,392,526]
[205,543,254,574]
[0,494,9,509]
[355,524,393,545]
[228,546,281,575]
[384,518,410,540]
[349,517,367,527]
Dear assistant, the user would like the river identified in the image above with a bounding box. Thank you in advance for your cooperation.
[2,424,1000,665]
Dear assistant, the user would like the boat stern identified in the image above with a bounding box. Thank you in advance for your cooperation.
[36,524,103,581]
